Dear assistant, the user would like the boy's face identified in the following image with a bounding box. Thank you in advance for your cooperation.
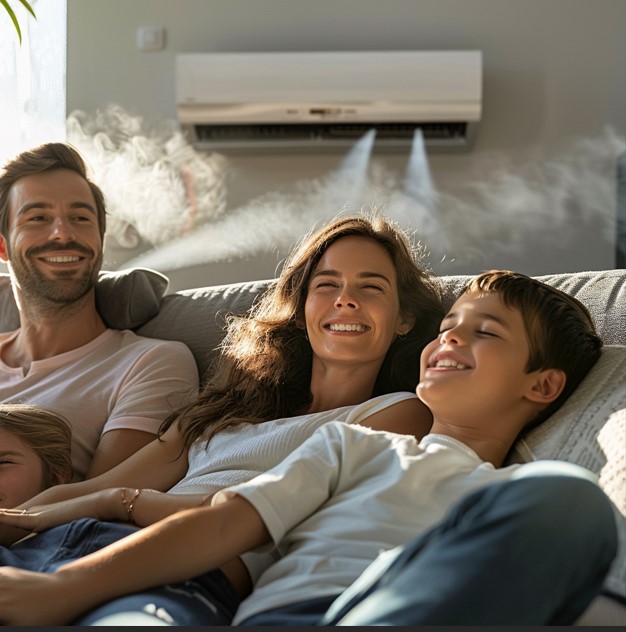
[417,290,537,426]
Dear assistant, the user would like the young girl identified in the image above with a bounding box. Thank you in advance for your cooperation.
[0,404,72,508]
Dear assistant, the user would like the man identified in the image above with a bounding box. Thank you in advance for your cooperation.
[0,142,199,480]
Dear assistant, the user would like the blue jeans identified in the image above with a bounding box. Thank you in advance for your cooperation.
[241,476,618,626]
[2,518,240,625]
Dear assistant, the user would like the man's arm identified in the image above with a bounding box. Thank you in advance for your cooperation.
[86,428,157,478]
[86,338,199,479]
[0,496,269,626]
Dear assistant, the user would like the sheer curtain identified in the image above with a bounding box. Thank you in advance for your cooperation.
[0,0,67,164]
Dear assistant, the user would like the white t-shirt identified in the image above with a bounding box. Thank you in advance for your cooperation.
[0,328,199,480]
[170,391,417,582]
[214,421,597,624]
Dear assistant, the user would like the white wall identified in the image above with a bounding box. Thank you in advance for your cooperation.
[66,0,626,291]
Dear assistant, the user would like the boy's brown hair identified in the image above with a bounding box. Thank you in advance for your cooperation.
[461,270,603,430]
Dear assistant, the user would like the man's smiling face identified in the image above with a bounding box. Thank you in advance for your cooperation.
[1,169,103,306]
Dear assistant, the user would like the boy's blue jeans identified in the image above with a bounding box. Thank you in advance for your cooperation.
[2,475,617,626]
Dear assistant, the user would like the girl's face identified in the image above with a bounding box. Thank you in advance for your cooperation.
[0,428,46,508]
[304,235,413,373]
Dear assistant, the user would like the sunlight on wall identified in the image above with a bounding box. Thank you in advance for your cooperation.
[0,0,67,165]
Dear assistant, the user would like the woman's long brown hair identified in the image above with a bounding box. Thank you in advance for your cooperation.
[160,212,444,448]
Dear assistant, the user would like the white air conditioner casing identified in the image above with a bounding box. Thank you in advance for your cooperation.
[176,50,482,153]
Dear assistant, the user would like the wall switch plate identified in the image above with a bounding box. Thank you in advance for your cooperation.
[137,26,165,51]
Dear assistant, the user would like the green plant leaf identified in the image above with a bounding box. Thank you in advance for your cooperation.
[1,0,37,44]
[17,0,36,17]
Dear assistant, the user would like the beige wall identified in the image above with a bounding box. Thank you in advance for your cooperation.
[66,0,626,290]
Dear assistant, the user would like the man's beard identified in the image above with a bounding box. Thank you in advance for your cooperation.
[10,243,102,307]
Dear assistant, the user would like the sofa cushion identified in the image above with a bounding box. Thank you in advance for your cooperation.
[508,345,626,601]
[0,268,169,331]
[136,279,273,380]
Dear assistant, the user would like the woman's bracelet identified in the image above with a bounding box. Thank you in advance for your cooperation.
[120,488,142,523]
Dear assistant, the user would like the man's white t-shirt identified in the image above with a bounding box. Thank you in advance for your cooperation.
[0,328,199,479]
[214,421,597,624]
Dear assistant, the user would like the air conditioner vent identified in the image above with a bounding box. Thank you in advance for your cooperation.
[193,122,469,151]
[177,51,482,153]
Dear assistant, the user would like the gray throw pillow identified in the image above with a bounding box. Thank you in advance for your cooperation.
[0,268,169,331]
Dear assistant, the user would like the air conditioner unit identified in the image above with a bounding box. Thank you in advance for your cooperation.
[176,50,482,153]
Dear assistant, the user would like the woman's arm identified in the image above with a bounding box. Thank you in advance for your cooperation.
[0,496,269,626]
[0,489,131,532]
[27,424,187,506]
[0,425,188,545]
[0,488,215,534]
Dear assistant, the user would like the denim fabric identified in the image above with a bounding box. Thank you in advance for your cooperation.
[3,519,241,626]
[3,519,139,571]
[75,569,240,626]
[240,477,618,626]
[240,595,339,626]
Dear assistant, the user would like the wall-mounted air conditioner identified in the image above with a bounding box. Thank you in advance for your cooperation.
[176,50,482,153]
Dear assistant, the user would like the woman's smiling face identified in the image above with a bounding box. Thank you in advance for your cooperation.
[304,235,412,373]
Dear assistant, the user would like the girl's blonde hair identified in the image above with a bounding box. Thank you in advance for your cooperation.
[0,404,73,488]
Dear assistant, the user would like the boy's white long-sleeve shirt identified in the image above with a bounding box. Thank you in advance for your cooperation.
[214,421,597,624]
[171,391,417,583]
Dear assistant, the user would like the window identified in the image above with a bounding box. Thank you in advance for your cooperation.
[0,0,67,164]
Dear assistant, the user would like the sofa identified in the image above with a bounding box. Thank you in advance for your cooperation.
[0,266,624,625]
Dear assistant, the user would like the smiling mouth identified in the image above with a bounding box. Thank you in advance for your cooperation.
[327,323,368,332]
[40,255,83,263]
[431,359,469,370]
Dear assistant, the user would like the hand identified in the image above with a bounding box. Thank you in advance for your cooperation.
[0,566,82,625]
[0,489,122,533]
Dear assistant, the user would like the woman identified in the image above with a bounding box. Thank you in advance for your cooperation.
[0,212,444,624]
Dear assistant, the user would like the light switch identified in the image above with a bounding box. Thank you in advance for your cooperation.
[137,26,165,52]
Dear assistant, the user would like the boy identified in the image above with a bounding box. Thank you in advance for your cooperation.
[0,270,617,626]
